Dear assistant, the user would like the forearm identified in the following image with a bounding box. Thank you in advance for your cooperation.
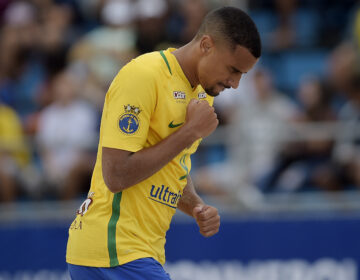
[103,99,218,193]
[104,125,197,192]
[177,175,204,217]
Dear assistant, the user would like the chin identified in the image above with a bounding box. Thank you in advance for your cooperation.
[205,88,221,97]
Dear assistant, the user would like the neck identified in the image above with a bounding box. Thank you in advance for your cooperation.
[172,42,199,88]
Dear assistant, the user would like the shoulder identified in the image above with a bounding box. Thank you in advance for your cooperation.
[118,51,167,81]
[107,51,168,102]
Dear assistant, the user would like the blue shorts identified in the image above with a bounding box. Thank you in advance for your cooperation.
[68,258,171,280]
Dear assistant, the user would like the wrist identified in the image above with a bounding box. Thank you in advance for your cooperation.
[179,123,199,144]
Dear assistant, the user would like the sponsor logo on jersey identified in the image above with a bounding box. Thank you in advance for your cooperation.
[148,185,182,209]
[119,104,141,134]
[168,121,183,128]
[198,92,207,99]
[173,91,186,99]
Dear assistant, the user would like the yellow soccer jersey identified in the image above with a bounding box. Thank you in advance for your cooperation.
[0,105,29,166]
[66,48,213,267]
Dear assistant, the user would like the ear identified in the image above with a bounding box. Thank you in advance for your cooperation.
[199,35,215,55]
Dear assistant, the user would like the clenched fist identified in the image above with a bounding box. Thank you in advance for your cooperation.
[184,99,219,140]
[192,204,220,237]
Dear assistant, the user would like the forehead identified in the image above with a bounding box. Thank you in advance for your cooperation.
[218,44,258,72]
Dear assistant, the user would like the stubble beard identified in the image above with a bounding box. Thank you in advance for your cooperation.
[205,87,220,97]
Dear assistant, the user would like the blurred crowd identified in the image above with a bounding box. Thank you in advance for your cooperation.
[0,0,360,203]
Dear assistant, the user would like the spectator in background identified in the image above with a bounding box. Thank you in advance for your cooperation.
[0,1,78,135]
[167,0,208,45]
[75,0,103,28]
[318,0,358,48]
[37,2,77,77]
[27,1,79,136]
[134,0,168,54]
[0,1,45,120]
[230,69,297,185]
[268,0,297,51]
[300,69,360,192]
[36,70,98,200]
[299,38,360,192]
[179,0,208,43]
[194,68,296,200]
[69,0,138,98]
[0,0,11,22]
[330,72,360,190]
[260,77,337,192]
[0,101,30,202]
[352,1,360,49]
[328,42,359,97]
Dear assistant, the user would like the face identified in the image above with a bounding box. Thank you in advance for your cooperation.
[298,79,322,109]
[52,72,78,105]
[253,70,273,100]
[197,36,258,97]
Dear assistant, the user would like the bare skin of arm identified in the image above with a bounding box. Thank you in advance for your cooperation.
[177,175,204,216]
[102,99,218,192]
[177,175,220,237]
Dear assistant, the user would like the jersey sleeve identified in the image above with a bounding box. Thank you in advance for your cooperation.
[101,61,157,152]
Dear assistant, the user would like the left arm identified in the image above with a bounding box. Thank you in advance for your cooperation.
[177,176,221,237]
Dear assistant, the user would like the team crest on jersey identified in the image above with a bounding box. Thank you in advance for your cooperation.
[198,92,207,99]
[119,104,141,134]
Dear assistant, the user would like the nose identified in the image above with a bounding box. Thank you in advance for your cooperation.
[227,73,242,89]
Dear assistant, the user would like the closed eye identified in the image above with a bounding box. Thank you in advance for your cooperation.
[231,67,240,73]
[230,66,246,74]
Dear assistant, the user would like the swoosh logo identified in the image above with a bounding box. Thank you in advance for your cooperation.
[168,121,183,128]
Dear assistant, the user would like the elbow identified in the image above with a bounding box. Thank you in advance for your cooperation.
[103,172,131,193]
[102,148,135,192]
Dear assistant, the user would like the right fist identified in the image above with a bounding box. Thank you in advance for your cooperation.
[184,99,219,139]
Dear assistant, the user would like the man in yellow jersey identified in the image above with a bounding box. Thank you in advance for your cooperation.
[67,6,261,280]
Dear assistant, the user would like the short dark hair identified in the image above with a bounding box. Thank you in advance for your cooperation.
[195,6,261,58]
